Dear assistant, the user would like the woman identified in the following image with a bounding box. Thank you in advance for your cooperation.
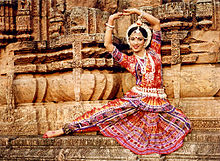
[43,9,191,155]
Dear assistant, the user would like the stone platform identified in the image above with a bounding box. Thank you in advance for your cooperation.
[0,131,220,161]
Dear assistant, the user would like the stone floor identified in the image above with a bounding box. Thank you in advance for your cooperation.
[0,131,220,161]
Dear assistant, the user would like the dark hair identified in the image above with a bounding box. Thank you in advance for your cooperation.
[128,26,148,38]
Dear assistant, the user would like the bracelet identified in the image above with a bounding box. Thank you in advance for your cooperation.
[105,23,114,29]
[106,26,114,30]
[62,123,73,134]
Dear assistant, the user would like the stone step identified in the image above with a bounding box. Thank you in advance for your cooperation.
[0,131,220,161]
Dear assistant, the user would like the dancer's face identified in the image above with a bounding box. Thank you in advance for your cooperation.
[129,31,146,53]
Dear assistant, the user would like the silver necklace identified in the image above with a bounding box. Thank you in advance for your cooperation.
[135,51,155,81]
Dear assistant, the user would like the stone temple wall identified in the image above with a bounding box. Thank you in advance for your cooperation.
[0,0,219,160]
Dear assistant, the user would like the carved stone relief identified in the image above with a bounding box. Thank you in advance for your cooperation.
[0,1,219,160]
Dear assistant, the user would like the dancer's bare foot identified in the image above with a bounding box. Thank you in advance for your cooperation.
[43,129,64,138]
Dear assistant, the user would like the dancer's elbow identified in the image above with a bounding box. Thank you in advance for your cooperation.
[104,43,114,52]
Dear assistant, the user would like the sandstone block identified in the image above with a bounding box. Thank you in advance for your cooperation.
[96,0,118,13]
[180,64,219,97]
[163,67,174,98]
[190,42,219,53]
[116,16,132,38]
[66,0,97,11]
[35,77,47,102]
[34,105,48,134]
[80,74,95,101]
[44,72,75,102]
[119,0,160,9]
[13,75,36,104]
[1,63,219,106]
[179,97,220,118]
[216,90,220,97]
[90,74,107,100]
[193,53,219,64]
[0,106,38,135]
[102,74,121,100]
[190,31,220,42]
[0,77,7,105]
[120,72,136,94]
[1,131,220,160]
[154,2,192,20]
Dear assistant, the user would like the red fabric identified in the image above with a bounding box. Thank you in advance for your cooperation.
[76,126,100,133]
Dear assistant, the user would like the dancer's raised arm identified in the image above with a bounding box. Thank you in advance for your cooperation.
[123,8,160,31]
[104,12,123,52]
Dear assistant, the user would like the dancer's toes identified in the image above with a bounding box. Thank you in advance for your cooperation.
[43,131,55,138]
[43,133,48,138]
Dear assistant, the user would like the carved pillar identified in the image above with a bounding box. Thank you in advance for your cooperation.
[168,31,188,107]
[32,0,41,41]
[4,44,16,123]
[5,72,15,123]
[171,32,181,65]
[3,0,14,32]
[171,32,181,107]
[16,0,32,37]
[48,0,65,40]
[31,0,49,49]
[196,0,216,30]
[72,40,82,102]
[0,1,16,47]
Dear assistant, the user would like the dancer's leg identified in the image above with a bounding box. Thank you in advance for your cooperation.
[43,98,132,138]
[43,126,100,138]
[75,126,100,133]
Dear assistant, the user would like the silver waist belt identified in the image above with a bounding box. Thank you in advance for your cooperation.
[131,86,167,99]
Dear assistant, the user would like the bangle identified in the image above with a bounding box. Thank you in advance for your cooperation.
[106,26,113,30]
[62,123,73,134]
[105,23,114,29]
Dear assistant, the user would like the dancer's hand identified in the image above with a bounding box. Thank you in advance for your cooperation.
[109,12,123,21]
[123,8,140,16]
[123,8,160,31]
[105,12,123,52]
